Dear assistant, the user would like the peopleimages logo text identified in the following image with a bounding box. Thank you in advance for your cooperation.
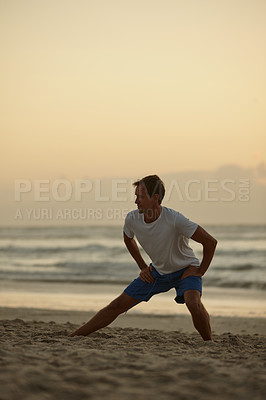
[14,178,250,203]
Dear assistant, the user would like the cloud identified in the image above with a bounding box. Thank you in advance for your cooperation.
[255,163,266,184]
[1,163,265,226]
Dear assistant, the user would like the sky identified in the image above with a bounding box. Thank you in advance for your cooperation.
[0,0,265,225]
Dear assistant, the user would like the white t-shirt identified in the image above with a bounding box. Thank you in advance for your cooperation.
[123,206,200,274]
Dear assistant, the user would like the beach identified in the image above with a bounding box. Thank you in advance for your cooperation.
[1,307,265,400]
[1,224,265,399]
[1,0,266,396]
[1,282,266,400]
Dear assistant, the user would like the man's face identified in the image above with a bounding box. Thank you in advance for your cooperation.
[135,184,153,213]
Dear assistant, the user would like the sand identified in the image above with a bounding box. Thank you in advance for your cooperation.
[0,307,265,400]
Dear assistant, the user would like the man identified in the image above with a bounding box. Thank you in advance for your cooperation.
[70,175,217,341]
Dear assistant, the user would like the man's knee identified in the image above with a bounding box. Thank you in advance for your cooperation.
[105,298,124,314]
[106,293,136,314]
[184,290,202,312]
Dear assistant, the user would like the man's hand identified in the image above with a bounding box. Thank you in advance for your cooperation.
[140,265,154,283]
[181,265,203,280]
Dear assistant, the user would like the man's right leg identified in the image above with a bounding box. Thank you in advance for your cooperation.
[69,292,139,337]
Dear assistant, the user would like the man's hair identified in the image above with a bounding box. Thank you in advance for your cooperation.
[133,175,165,204]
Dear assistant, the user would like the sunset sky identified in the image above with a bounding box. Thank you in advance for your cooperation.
[1,0,265,183]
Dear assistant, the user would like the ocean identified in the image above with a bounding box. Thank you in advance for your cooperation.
[0,224,265,291]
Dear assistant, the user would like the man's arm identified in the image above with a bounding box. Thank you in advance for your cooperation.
[123,232,154,283]
[181,225,217,280]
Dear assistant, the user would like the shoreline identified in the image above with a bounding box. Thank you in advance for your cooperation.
[1,306,265,335]
[1,279,266,318]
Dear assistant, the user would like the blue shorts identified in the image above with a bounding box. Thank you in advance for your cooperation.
[124,265,202,304]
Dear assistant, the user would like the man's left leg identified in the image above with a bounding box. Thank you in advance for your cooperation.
[184,289,212,341]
